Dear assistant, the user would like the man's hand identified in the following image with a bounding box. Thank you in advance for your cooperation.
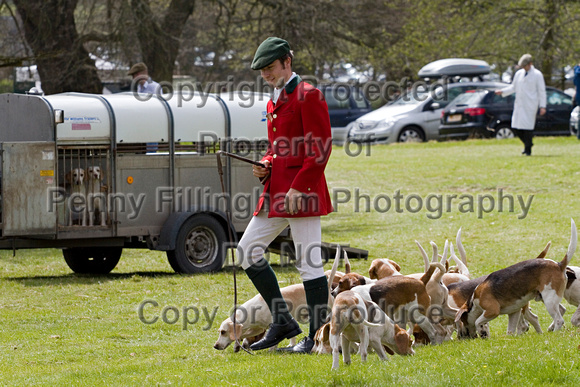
[284,188,303,215]
[539,107,546,116]
[253,160,271,179]
[494,90,503,96]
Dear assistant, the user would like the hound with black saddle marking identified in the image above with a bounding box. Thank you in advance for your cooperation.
[456,219,577,338]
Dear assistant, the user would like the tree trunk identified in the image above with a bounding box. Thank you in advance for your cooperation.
[130,0,196,83]
[539,0,557,86]
[13,0,102,94]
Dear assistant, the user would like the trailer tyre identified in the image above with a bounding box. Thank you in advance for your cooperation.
[62,247,122,274]
[167,215,227,274]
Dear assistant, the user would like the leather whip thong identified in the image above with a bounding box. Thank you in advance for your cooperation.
[216,150,266,355]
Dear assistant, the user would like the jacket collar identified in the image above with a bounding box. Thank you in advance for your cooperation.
[284,74,302,94]
[272,75,302,108]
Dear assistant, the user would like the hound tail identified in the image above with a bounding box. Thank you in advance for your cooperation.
[362,319,383,328]
[536,241,551,259]
[456,227,468,265]
[362,299,389,328]
[559,219,577,270]
[328,246,341,293]
[420,262,446,285]
[344,249,351,274]
[327,247,343,304]
[450,243,470,277]
[415,240,431,272]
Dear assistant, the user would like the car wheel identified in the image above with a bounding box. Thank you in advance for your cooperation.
[63,246,122,274]
[495,125,515,140]
[167,214,227,274]
[397,126,424,142]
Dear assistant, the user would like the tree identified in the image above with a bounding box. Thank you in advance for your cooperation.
[3,0,579,95]
[390,0,580,86]
[253,0,408,80]
[12,0,102,94]
[129,0,196,83]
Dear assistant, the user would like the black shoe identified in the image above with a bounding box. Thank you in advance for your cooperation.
[277,336,314,354]
[249,319,302,351]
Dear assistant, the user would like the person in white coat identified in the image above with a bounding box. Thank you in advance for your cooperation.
[496,54,546,156]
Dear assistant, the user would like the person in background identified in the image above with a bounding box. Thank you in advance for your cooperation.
[127,62,160,94]
[495,54,546,156]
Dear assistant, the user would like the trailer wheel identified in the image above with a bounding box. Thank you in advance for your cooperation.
[62,247,122,274]
[167,215,227,274]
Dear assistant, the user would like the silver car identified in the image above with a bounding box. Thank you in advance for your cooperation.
[347,82,506,143]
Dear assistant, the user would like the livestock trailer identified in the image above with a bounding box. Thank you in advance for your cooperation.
[0,91,275,274]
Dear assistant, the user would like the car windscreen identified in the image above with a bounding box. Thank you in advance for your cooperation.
[352,88,369,108]
[323,88,350,109]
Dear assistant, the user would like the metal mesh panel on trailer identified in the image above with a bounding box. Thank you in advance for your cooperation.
[57,146,112,229]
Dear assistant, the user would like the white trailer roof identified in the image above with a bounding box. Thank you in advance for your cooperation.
[40,91,269,143]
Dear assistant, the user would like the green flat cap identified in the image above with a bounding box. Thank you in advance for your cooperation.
[251,37,290,70]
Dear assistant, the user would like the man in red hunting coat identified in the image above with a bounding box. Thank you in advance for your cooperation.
[237,37,333,353]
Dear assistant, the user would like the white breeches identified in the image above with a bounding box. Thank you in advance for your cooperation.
[237,210,325,281]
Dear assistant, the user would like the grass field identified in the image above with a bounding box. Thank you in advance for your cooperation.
[2,136,580,386]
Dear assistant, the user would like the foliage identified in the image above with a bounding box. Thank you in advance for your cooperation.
[0,0,579,92]
[0,78,13,93]
[2,136,580,385]
[10,0,103,94]
[379,0,580,84]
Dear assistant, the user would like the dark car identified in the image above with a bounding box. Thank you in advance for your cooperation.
[439,87,574,140]
[318,85,371,144]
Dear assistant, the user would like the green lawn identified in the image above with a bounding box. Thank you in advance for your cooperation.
[2,136,580,386]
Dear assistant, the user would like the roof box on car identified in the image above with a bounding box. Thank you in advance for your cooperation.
[418,58,491,79]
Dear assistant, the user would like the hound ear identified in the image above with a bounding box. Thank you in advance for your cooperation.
[389,260,401,272]
[566,267,577,288]
[229,322,243,341]
[321,323,331,342]
[359,275,366,285]
[227,322,236,341]
[455,303,469,323]
[368,265,377,280]
[394,325,412,354]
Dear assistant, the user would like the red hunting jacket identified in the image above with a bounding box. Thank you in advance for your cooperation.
[254,76,334,218]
